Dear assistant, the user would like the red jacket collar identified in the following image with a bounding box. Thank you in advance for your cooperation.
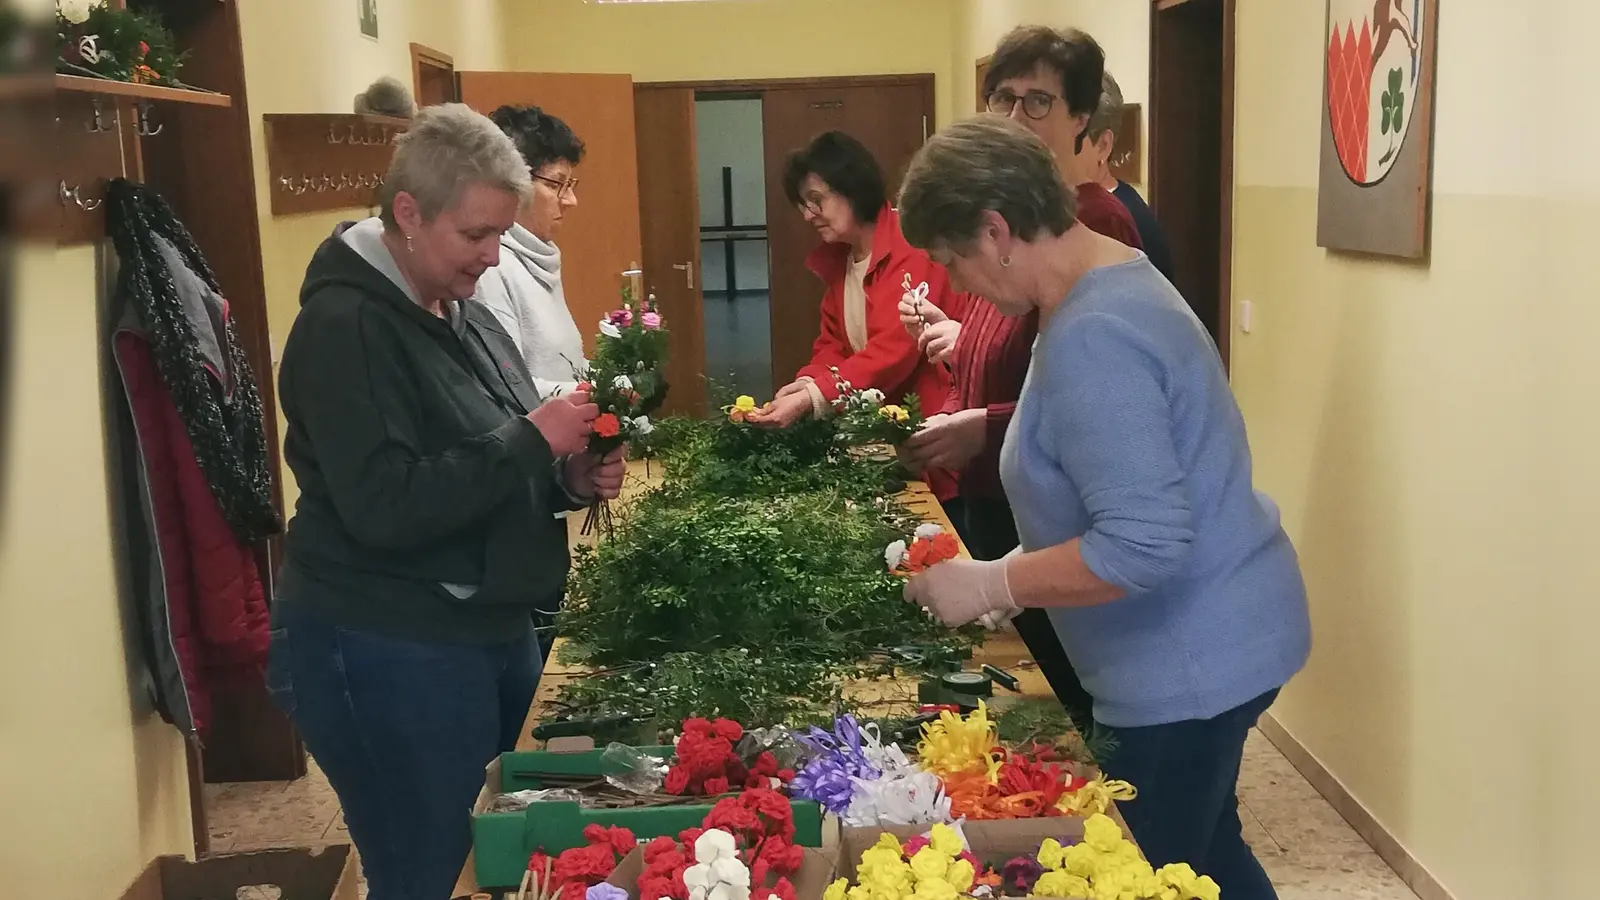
[804,204,911,284]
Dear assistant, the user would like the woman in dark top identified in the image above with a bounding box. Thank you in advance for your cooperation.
[267,103,624,900]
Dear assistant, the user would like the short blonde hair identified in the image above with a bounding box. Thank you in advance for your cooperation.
[898,115,1077,253]
[378,103,532,228]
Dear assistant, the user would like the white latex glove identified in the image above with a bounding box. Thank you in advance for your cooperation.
[903,557,1017,627]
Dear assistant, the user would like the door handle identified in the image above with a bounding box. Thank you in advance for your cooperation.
[922,115,929,143]
[672,261,694,290]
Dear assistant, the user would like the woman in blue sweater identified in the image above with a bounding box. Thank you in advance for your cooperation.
[898,116,1309,900]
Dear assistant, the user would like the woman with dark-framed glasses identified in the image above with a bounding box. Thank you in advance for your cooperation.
[746,130,963,502]
[475,105,588,402]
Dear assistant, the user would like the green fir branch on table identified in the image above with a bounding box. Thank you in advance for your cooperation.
[993,697,1119,765]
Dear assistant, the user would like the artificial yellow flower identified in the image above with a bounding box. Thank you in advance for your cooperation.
[944,858,975,893]
[908,847,949,882]
[910,877,958,900]
[917,701,1000,779]
[1036,837,1069,872]
[822,878,848,900]
[878,404,909,422]
[1156,863,1221,900]
[1083,813,1125,854]
[733,395,757,412]
[1061,842,1103,878]
[1032,871,1092,898]
[926,823,963,858]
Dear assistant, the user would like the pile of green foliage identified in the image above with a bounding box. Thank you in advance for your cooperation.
[554,415,979,726]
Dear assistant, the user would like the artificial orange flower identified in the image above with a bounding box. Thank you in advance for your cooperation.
[593,413,621,438]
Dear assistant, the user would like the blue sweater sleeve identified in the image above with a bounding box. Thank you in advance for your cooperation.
[1036,313,1195,594]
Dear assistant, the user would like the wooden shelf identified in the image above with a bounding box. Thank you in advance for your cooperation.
[54,73,232,108]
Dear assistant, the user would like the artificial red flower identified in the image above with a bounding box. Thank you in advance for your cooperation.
[769,876,798,900]
[928,531,959,562]
[138,41,149,57]
[713,719,744,742]
[776,768,795,783]
[664,766,691,795]
[593,413,621,438]
[753,752,779,778]
[644,836,679,863]
[575,381,594,393]
[704,776,731,796]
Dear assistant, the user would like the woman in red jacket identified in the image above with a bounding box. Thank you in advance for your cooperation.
[748,131,961,497]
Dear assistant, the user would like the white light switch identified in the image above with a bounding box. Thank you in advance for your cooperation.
[1239,300,1254,334]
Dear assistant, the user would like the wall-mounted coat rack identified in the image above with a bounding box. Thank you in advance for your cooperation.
[263,113,410,216]
[49,74,233,244]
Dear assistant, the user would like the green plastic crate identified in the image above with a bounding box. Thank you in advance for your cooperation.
[471,749,825,890]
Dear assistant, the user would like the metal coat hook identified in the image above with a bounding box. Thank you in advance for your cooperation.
[368,125,384,145]
[328,124,345,144]
[86,99,116,133]
[133,102,162,136]
[59,180,102,211]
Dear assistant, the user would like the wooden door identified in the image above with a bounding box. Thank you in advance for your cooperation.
[1149,0,1234,363]
[633,87,707,418]
[760,78,935,388]
[458,72,644,361]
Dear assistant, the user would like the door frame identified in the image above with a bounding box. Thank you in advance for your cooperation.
[633,74,937,404]
[1148,0,1236,368]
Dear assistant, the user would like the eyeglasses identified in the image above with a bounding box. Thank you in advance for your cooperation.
[533,173,578,198]
[798,191,831,216]
[985,89,1059,121]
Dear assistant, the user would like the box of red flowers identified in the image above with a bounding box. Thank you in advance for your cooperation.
[471,732,825,890]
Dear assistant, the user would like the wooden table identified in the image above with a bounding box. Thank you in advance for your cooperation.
[455,465,1076,897]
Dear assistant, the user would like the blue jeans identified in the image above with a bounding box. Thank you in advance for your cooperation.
[266,601,542,900]
[1097,689,1281,900]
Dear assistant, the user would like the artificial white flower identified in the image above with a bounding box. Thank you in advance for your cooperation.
[914,523,944,541]
[684,866,711,891]
[688,887,708,900]
[709,858,750,887]
[58,0,101,25]
[884,540,908,571]
[613,374,634,392]
[694,828,737,863]
[631,415,654,436]
[860,388,885,407]
[598,318,622,339]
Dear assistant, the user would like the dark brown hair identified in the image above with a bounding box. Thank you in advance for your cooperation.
[984,25,1106,149]
[781,131,886,225]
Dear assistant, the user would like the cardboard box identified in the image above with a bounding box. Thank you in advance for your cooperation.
[605,846,837,900]
[472,752,825,890]
[119,846,359,900]
[837,818,1090,880]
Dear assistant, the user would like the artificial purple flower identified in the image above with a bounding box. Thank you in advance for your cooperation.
[1001,856,1045,894]
[586,884,629,900]
[641,311,662,330]
[608,308,634,327]
[789,715,882,814]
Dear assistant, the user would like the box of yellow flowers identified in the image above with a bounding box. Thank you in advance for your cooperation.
[826,818,1220,900]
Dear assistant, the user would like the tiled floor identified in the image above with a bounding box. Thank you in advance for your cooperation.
[204,727,1419,900]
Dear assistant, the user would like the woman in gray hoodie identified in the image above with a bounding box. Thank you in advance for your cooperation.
[477,105,589,398]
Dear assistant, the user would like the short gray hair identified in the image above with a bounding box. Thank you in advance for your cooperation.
[898,115,1077,253]
[1086,70,1124,142]
[378,103,532,229]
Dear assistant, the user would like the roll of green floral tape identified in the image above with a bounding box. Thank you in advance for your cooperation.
[940,670,993,698]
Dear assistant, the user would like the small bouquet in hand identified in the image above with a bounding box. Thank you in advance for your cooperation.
[828,368,923,448]
[574,279,670,534]
[884,523,960,575]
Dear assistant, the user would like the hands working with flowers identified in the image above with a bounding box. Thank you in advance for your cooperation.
[897,409,988,473]
[897,292,962,365]
[528,390,599,456]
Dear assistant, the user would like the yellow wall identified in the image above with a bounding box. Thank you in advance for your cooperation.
[0,247,193,897]
[1231,1,1597,895]
[961,0,1598,896]
[236,0,506,508]
[501,0,959,131]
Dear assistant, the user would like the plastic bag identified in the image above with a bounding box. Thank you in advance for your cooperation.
[601,742,668,794]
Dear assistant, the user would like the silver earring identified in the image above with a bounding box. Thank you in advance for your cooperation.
[405,233,414,253]
[999,255,1012,268]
